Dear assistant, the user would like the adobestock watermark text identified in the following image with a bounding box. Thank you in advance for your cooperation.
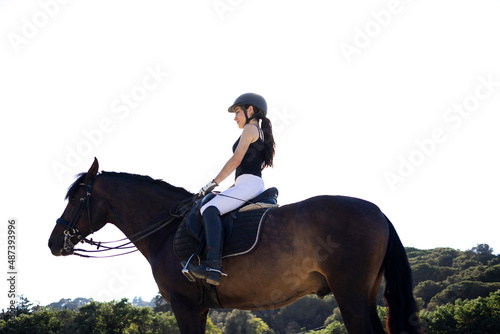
[384,73,499,191]
[212,0,245,21]
[7,0,71,54]
[339,0,416,64]
[51,64,168,183]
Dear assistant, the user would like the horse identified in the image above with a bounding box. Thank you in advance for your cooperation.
[48,158,421,334]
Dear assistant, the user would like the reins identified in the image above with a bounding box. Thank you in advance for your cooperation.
[72,215,178,258]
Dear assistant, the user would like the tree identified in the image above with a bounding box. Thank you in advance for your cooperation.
[322,321,347,334]
[414,280,445,306]
[222,310,273,334]
[16,295,34,316]
[470,243,494,255]
[421,290,500,333]
[427,281,500,310]
[266,295,337,332]
[454,292,500,332]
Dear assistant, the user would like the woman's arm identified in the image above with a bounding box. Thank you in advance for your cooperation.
[213,124,259,185]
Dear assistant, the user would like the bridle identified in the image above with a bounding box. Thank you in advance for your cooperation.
[56,174,98,254]
[56,173,190,258]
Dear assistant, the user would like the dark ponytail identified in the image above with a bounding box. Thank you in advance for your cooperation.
[244,104,275,169]
[260,115,275,169]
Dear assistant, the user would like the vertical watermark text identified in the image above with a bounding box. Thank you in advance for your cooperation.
[6,218,18,319]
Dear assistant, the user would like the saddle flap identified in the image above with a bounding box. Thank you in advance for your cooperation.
[175,207,272,262]
[180,187,278,256]
[186,208,204,240]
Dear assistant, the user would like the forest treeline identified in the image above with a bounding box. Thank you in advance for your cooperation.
[1,244,499,333]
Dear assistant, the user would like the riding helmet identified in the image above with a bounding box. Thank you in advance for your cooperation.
[228,93,267,116]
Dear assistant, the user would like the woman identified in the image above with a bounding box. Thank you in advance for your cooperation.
[187,92,276,285]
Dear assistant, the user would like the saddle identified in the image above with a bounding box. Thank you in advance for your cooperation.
[173,187,278,262]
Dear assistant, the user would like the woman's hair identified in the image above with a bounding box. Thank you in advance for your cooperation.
[245,104,275,169]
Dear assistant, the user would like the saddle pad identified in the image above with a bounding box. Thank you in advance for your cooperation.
[174,207,271,261]
[239,203,278,212]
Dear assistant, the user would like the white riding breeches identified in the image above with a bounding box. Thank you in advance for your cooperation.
[200,174,265,215]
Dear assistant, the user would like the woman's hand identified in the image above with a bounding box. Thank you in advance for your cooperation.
[199,180,218,197]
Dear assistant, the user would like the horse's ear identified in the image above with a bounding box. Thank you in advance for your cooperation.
[85,157,99,180]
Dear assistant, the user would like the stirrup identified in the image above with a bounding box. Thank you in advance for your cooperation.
[181,254,197,283]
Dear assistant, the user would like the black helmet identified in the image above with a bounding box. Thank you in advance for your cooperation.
[228,93,267,116]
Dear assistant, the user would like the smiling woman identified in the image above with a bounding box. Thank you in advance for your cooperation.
[185,93,276,285]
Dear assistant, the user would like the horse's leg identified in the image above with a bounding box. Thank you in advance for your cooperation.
[331,284,377,334]
[327,245,387,334]
[329,270,384,334]
[200,309,209,333]
[169,291,208,334]
[369,269,386,334]
[323,226,387,333]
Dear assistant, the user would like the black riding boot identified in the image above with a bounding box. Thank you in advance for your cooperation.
[187,206,224,285]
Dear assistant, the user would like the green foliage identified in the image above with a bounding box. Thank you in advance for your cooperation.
[0,299,180,334]
[427,281,500,311]
[0,308,75,334]
[2,244,499,333]
[414,280,445,305]
[421,290,500,333]
[262,295,337,333]
[408,244,500,310]
[222,310,273,334]
[470,243,494,255]
[206,317,222,334]
[321,321,347,334]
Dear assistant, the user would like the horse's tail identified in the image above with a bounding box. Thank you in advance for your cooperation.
[383,215,422,334]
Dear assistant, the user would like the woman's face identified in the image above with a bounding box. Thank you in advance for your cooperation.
[233,106,251,129]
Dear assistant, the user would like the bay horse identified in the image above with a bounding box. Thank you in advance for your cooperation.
[48,158,421,334]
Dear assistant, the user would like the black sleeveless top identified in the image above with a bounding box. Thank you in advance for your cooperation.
[232,129,265,179]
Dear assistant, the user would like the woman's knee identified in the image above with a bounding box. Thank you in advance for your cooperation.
[202,206,220,218]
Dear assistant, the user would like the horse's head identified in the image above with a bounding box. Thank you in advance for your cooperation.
[48,158,109,256]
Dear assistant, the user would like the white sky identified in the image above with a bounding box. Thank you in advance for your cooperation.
[1,0,499,307]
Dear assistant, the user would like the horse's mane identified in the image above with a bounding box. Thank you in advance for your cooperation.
[65,173,86,200]
[65,171,193,200]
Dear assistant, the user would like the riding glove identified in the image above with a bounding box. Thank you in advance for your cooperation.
[199,180,218,197]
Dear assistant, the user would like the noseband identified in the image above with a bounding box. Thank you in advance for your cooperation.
[56,174,99,252]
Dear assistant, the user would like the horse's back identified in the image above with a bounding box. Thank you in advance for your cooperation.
[269,194,388,235]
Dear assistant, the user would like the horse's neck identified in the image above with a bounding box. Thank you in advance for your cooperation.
[104,181,186,260]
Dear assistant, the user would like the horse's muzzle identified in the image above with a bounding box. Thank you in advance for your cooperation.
[48,238,74,256]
